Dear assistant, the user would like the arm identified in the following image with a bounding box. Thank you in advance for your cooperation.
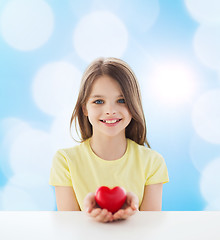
[139,183,163,211]
[55,186,81,211]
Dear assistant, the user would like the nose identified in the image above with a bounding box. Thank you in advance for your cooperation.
[105,102,116,115]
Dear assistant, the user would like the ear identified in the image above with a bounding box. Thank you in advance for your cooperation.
[82,104,88,116]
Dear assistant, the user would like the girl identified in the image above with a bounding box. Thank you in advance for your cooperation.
[49,57,169,223]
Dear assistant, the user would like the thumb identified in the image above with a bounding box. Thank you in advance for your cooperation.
[127,192,139,210]
[131,201,139,211]
[84,192,96,213]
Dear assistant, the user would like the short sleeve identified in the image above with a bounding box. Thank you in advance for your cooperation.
[49,150,72,186]
[145,154,169,185]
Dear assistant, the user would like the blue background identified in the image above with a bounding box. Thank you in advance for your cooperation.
[0,0,220,211]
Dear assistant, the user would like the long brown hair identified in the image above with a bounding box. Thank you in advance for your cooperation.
[70,57,150,147]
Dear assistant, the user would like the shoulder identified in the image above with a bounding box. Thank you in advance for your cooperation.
[128,138,165,163]
[53,139,89,162]
[128,139,169,185]
[128,138,163,158]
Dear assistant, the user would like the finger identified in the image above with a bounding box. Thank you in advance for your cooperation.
[116,207,131,220]
[126,192,132,204]
[113,209,125,221]
[124,207,135,217]
[127,192,139,210]
[90,208,102,218]
[124,207,133,215]
[95,209,109,222]
[131,202,139,211]
[116,207,137,220]
[130,208,138,215]
[103,211,113,223]
[130,201,139,211]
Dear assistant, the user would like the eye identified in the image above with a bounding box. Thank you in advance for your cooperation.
[94,99,104,104]
[118,98,125,103]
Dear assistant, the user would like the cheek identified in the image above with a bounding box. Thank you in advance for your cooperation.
[124,108,132,119]
[127,114,132,124]
[87,107,100,119]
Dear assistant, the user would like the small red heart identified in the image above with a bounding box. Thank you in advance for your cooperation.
[95,186,127,213]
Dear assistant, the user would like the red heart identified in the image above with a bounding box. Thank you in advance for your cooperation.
[95,186,127,213]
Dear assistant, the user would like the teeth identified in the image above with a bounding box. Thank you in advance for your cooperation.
[102,119,120,123]
[106,120,117,123]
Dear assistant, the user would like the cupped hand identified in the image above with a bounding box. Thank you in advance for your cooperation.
[83,192,113,223]
[112,192,139,221]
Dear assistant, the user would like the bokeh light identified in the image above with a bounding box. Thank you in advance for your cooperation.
[2,184,38,210]
[192,89,220,144]
[121,0,160,33]
[32,61,81,117]
[190,134,220,172]
[147,62,196,106]
[193,25,220,69]
[0,0,54,51]
[50,108,80,150]
[73,11,128,62]
[200,158,220,208]
[1,179,55,210]
[9,128,53,178]
[185,0,220,24]
[204,197,220,211]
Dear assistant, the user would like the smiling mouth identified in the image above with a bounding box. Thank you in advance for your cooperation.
[100,119,122,124]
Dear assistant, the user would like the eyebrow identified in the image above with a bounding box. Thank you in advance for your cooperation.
[90,94,123,99]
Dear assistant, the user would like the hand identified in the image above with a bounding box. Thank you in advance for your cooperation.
[83,192,113,223]
[112,192,139,221]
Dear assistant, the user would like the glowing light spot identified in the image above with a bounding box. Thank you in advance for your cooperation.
[193,25,220,69]
[121,0,160,32]
[204,197,220,210]
[185,0,220,24]
[2,181,55,210]
[9,128,54,177]
[50,108,79,149]
[0,0,54,51]
[0,118,31,151]
[149,62,196,105]
[32,61,81,116]
[189,134,220,172]
[192,89,220,144]
[2,185,38,210]
[200,158,220,205]
[73,11,128,62]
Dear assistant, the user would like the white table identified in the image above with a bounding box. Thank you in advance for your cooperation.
[0,211,219,240]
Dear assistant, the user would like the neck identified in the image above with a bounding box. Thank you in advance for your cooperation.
[89,134,127,161]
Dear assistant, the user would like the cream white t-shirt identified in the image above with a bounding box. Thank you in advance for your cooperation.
[49,138,169,210]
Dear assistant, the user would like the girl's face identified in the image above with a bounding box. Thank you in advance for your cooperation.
[83,75,132,139]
